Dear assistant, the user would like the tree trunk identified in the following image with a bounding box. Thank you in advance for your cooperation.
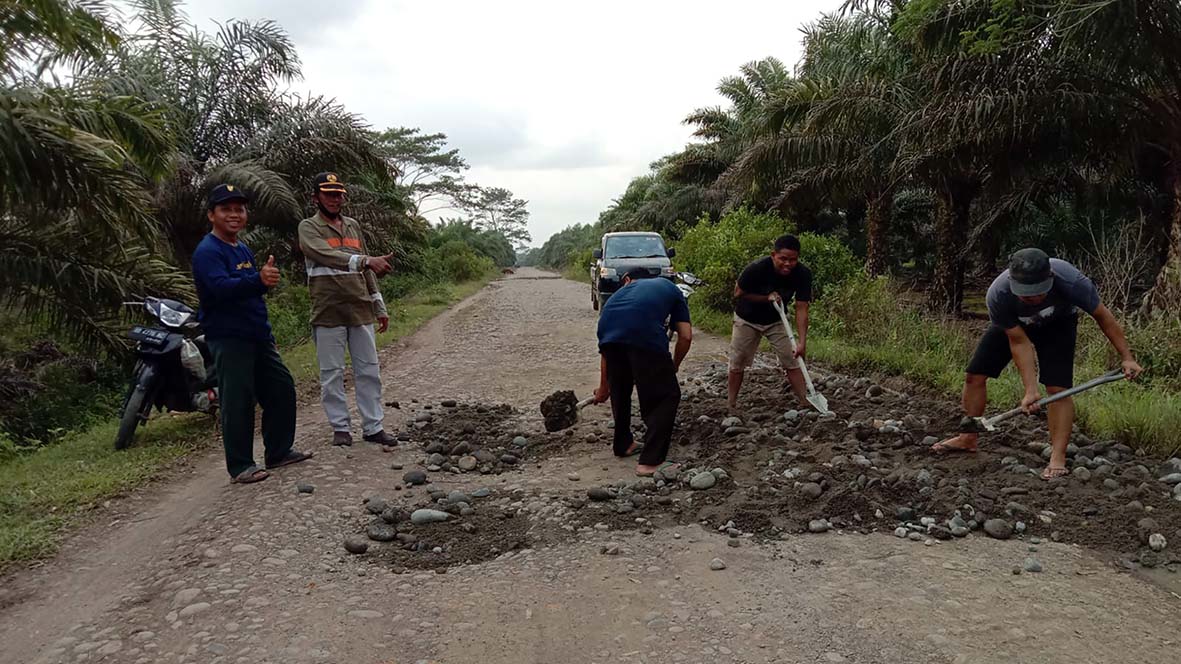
[865,191,892,277]
[929,180,979,314]
[1141,157,1181,318]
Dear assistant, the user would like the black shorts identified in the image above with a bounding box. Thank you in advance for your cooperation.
[966,314,1078,388]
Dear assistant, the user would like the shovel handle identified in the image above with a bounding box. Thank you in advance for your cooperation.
[772,300,816,393]
[577,397,595,409]
[984,369,1126,427]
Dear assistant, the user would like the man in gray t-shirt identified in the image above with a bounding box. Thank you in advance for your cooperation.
[931,248,1142,480]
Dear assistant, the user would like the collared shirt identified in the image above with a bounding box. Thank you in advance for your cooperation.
[297,212,388,328]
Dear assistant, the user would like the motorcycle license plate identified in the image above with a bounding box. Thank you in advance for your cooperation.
[130,326,169,345]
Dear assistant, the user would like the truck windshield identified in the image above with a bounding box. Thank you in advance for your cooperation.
[604,236,666,259]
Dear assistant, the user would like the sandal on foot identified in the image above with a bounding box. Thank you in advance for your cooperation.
[232,465,270,484]
[1041,465,1068,480]
[622,443,644,458]
[266,450,314,470]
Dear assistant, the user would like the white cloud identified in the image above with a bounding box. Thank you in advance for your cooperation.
[181,0,844,246]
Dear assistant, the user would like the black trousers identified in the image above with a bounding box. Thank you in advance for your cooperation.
[601,342,681,466]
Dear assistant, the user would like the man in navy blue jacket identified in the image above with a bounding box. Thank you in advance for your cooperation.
[191,184,312,484]
[594,268,693,476]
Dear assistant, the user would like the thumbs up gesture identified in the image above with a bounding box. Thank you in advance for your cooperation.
[367,252,394,276]
[260,254,280,288]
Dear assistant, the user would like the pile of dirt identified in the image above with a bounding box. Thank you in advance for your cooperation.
[361,367,1180,571]
[658,366,1181,562]
[394,401,532,476]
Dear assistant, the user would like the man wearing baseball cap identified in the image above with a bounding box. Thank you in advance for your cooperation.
[298,172,397,447]
[932,248,1142,479]
[192,184,312,484]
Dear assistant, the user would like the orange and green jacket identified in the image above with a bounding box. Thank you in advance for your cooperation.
[297,212,388,328]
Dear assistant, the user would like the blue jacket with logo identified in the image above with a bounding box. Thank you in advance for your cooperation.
[191,233,273,341]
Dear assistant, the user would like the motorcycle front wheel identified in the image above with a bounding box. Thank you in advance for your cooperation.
[114,364,154,450]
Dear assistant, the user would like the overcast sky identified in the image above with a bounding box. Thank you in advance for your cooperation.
[182,0,843,246]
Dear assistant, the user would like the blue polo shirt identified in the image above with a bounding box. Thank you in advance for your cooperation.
[597,277,690,353]
[191,233,273,341]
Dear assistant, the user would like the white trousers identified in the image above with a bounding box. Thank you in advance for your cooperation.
[313,324,384,436]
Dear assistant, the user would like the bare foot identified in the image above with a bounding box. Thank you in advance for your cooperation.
[635,463,660,477]
[931,434,978,454]
[1041,465,1068,480]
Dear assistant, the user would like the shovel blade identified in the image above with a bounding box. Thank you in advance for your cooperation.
[807,393,830,415]
[959,416,996,434]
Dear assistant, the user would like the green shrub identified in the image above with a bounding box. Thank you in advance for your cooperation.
[435,240,495,282]
[798,233,862,299]
[266,283,313,347]
[675,207,795,310]
[0,359,124,446]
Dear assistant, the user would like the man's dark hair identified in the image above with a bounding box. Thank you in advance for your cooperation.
[624,267,653,282]
[773,234,801,253]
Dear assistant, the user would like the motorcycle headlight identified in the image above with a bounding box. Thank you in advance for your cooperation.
[599,267,617,278]
[158,302,192,328]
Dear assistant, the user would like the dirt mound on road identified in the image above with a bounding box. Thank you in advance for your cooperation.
[356,367,1181,572]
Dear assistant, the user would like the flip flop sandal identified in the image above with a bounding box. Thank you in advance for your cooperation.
[1040,465,1068,480]
[622,443,644,458]
[232,465,270,484]
[266,450,314,470]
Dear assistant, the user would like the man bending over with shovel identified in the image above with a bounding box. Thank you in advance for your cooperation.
[593,268,693,477]
[932,248,1142,479]
[728,234,814,415]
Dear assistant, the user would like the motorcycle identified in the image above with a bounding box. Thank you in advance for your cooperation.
[114,297,218,450]
[667,271,704,341]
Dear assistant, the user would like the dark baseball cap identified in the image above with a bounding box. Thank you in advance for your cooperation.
[313,171,346,193]
[1008,248,1053,296]
[207,183,248,209]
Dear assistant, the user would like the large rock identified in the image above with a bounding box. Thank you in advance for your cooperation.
[808,519,831,533]
[457,456,478,471]
[587,487,615,502]
[402,470,428,486]
[366,522,397,542]
[983,518,1014,540]
[800,483,824,500]
[380,506,408,525]
[1159,473,1181,486]
[689,472,717,490]
[343,536,369,554]
[410,509,451,525]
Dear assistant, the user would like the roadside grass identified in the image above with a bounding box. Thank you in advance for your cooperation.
[0,275,494,571]
[562,264,591,284]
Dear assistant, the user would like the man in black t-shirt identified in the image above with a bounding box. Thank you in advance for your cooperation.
[728,234,814,414]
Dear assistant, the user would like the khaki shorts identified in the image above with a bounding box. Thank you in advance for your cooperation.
[728,315,799,372]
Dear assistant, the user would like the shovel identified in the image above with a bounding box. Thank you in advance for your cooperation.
[772,300,830,414]
[959,368,1126,433]
[540,391,598,432]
